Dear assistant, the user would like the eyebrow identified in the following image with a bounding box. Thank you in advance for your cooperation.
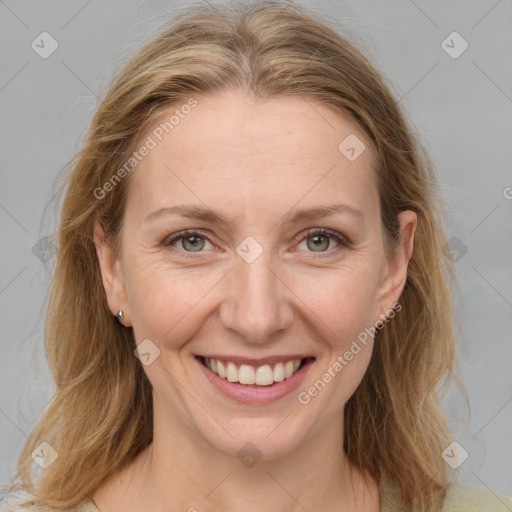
[144,203,364,226]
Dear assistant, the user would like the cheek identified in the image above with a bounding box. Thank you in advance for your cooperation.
[291,264,381,341]
[125,257,222,347]
[296,269,380,404]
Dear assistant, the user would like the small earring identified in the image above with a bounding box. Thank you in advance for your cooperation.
[116,310,124,323]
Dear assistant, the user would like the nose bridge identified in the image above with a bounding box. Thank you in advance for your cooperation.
[220,246,293,342]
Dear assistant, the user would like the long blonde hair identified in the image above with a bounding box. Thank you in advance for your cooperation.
[4,1,467,510]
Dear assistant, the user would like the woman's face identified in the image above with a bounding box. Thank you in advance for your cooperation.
[96,88,416,460]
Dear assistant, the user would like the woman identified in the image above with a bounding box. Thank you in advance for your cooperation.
[4,1,511,511]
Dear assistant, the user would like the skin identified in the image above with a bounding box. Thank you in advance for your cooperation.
[93,88,416,512]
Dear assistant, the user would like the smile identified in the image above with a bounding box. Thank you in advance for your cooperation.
[203,356,307,386]
[195,355,316,404]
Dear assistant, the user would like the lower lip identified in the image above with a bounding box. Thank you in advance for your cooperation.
[195,356,315,404]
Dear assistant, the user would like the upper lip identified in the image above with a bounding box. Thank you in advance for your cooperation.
[197,354,315,366]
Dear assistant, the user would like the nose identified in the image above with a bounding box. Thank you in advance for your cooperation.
[218,251,294,344]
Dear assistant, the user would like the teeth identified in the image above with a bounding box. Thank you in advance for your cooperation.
[273,362,285,382]
[226,362,238,383]
[239,364,256,385]
[284,361,294,378]
[217,360,226,378]
[203,357,305,386]
[255,364,273,385]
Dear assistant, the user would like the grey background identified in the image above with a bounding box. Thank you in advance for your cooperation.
[1,0,511,501]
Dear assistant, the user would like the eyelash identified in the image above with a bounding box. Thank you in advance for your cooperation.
[162,228,349,258]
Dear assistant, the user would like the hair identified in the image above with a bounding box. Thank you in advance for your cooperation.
[4,1,468,510]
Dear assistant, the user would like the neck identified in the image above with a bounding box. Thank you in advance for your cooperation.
[92,401,380,512]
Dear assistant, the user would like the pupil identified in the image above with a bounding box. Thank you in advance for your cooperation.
[184,235,204,251]
[308,235,328,252]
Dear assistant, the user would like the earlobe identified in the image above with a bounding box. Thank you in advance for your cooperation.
[93,219,130,325]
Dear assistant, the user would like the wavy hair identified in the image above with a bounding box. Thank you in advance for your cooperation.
[4,1,467,510]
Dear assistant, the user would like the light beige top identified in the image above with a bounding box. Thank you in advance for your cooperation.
[8,476,512,511]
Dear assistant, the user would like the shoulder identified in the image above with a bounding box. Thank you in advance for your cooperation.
[379,475,512,512]
[443,481,512,511]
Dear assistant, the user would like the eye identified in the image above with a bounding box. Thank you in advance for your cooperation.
[162,229,213,254]
[295,228,348,256]
[162,228,349,257]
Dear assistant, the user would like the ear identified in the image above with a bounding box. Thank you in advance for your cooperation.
[374,210,417,324]
[93,219,131,326]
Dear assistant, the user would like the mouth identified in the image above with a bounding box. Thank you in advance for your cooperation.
[198,355,313,385]
[195,355,316,404]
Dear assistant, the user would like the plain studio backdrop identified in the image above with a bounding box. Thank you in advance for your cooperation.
[0,0,511,499]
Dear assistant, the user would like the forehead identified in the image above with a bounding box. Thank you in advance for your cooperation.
[126,89,378,218]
